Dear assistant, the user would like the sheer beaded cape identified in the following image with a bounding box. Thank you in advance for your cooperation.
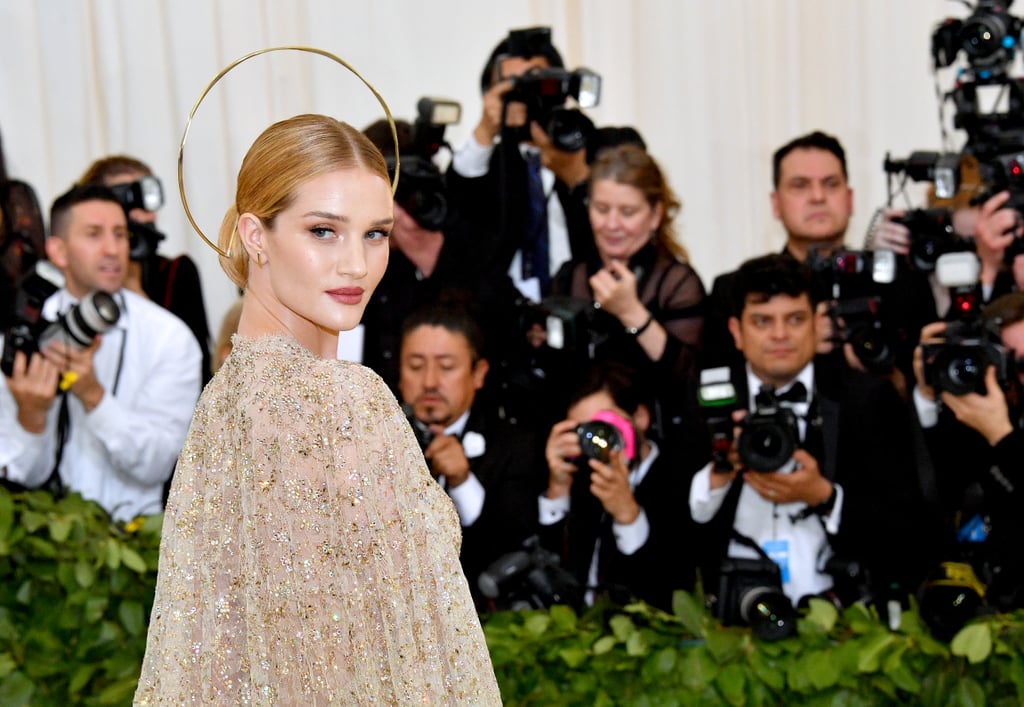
[134,335,501,705]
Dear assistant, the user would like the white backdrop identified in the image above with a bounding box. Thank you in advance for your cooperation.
[0,1,987,333]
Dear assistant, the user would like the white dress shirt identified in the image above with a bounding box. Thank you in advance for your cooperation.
[688,363,845,604]
[434,410,487,527]
[451,137,570,302]
[0,288,202,521]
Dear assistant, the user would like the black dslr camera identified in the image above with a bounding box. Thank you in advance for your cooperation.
[1,260,120,378]
[807,247,899,372]
[477,535,583,611]
[922,253,1010,396]
[738,386,801,473]
[715,555,797,641]
[500,27,602,152]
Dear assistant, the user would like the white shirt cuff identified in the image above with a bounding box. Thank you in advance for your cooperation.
[612,508,650,556]
[448,472,485,527]
[688,462,731,523]
[451,137,494,178]
[538,492,570,526]
[913,386,940,428]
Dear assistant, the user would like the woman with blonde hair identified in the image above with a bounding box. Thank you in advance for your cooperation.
[135,114,500,705]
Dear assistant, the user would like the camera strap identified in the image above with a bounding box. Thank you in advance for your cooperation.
[730,529,780,568]
[43,391,69,497]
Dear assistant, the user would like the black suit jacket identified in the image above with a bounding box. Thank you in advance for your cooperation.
[694,359,935,602]
[453,406,546,606]
[538,438,704,612]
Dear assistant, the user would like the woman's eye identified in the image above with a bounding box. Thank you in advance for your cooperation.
[311,226,335,239]
[366,229,391,242]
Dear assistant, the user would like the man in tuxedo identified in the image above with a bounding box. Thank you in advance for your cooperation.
[446,26,589,303]
[398,300,544,608]
[538,360,703,612]
[690,254,933,611]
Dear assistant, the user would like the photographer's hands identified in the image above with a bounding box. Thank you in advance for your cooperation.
[424,430,471,488]
[913,321,948,402]
[44,339,104,412]
[588,450,640,525]
[941,366,1014,446]
[5,350,59,433]
[545,419,581,499]
[974,190,1021,285]
[742,449,833,506]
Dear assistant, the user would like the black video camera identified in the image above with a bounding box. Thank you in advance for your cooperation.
[807,247,899,373]
[501,28,601,152]
[922,252,1011,395]
[1,260,120,378]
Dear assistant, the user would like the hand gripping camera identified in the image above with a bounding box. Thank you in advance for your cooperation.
[921,252,1010,396]
[1,260,120,378]
[500,27,602,153]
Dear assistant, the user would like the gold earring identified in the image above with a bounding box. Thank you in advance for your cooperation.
[256,251,264,267]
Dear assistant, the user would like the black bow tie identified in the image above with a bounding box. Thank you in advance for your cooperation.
[775,381,808,404]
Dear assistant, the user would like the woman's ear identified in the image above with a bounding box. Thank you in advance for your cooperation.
[236,212,265,263]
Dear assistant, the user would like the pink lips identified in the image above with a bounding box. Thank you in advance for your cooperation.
[326,287,364,305]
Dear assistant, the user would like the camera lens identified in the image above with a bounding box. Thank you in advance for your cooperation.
[961,17,1007,64]
[941,352,985,396]
[848,324,894,372]
[39,291,120,350]
[738,419,796,473]
[740,587,797,641]
[576,420,623,463]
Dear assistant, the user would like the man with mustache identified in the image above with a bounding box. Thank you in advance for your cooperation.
[398,298,544,609]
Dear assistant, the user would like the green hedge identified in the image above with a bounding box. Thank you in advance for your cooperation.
[1,488,1023,706]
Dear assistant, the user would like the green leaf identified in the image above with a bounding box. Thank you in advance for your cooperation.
[593,636,617,655]
[0,653,15,678]
[48,515,72,543]
[0,671,34,707]
[715,662,747,706]
[74,559,96,588]
[951,676,986,707]
[951,623,993,664]
[548,604,577,632]
[20,510,46,534]
[804,649,841,690]
[120,545,147,574]
[0,493,14,545]
[118,599,146,637]
[705,627,744,663]
[14,580,31,605]
[558,646,588,669]
[857,632,895,673]
[672,589,707,638]
[679,644,718,692]
[68,664,96,695]
[749,650,787,690]
[652,646,678,674]
[105,538,121,570]
[625,629,647,657]
[804,598,839,633]
[609,614,636,641]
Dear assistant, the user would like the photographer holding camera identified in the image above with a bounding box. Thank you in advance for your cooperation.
[690,254,932,613]
[0,184,201,521]
[911,271,1024,612]
[360,117,524,395]
[79,156,213,384]
[538,360,703,611]
[397,298,544,608]
[447,26,598,302]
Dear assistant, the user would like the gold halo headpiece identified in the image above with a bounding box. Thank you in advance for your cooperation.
[177,46,400,258]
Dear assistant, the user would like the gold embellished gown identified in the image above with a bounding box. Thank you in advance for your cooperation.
[134,335,501,705]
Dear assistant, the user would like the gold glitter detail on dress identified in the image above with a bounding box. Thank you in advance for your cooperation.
[135,335,500,705]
